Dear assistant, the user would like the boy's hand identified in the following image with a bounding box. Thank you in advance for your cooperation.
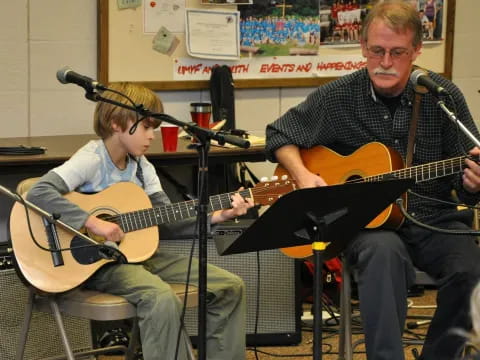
[85,215,125,243]
[211,188,254,224]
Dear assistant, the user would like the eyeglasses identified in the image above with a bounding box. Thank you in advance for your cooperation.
[366,45,411,60]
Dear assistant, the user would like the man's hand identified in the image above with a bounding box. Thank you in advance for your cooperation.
[84,215,125,243]
[293,169,328,189]
[463,147,480,193]
[275,144,328,189]
[212,188,254,224]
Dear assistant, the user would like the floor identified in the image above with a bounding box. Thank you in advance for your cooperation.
[244,289,435,360]
[98,289,437,360]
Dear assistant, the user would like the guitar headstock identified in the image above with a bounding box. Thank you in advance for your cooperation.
[251,175,297,206]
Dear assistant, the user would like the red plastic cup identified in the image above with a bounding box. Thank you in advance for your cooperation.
[190,102,212,129]
[160,124,179,152]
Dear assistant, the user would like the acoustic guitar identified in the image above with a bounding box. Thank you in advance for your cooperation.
[275,141,469,258]
[10,179,295,293]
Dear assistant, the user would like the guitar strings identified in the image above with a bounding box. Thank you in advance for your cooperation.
[101,185,294,224]
[338,155,468,185]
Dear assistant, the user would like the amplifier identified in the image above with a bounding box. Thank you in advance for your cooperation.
[0,245,14,271]
[0,268,93,360]
[161,219,302,346]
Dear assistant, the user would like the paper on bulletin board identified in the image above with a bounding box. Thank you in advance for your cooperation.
[117,0,142,9]
[144,0,186,34]
[185,8,240,60]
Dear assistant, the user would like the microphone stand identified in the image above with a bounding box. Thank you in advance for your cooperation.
[436,99,480,147]
[85,90,250,360]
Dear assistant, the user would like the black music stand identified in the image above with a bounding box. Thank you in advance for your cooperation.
[215,178,414,360]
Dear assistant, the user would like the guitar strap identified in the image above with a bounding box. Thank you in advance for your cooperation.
[406,85,428,167]
[130,155,145,189]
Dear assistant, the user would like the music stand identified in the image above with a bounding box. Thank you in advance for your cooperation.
[215,178,414,360]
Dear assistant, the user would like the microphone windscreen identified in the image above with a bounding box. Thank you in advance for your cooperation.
[409,68,427,86]
[56,66,71,84]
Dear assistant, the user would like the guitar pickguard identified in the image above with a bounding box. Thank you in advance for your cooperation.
[71,235,104,265]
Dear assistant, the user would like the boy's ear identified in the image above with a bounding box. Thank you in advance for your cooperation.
[111,118,122,133]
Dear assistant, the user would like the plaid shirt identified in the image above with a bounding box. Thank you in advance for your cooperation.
[266,68,480,223]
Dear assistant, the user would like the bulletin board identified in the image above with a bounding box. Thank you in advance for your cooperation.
[98,0,456,91]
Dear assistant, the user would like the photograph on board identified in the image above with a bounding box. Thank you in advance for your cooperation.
[239,0,320,57]
[319,0,444,46]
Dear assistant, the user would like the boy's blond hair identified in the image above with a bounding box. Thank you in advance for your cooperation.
[94,82,164,139]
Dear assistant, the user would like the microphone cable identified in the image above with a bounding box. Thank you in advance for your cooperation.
[96,86,145,135]
[407,188,480,210]
[396,195,480,236]
[174,219,198,360]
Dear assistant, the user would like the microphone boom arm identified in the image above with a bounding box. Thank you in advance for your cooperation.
[437,100,480,148]
[85,92,250,149]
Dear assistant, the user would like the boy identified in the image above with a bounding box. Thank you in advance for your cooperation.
[27,82,253,360]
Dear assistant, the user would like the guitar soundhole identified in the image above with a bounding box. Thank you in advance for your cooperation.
[346,175,363,182]
[97,213,111,221]
[71,236,103,265]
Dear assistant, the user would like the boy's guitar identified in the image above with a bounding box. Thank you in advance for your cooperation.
[10,179,296,293]
[274,141,470,259]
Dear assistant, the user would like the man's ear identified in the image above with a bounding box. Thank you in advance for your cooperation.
[360,38,368,58]
[411,42,423,62]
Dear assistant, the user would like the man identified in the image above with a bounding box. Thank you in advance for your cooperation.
[266,1,480,360]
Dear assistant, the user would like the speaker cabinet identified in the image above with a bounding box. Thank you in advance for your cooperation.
[160,220,302,346]
[0,268,93,360]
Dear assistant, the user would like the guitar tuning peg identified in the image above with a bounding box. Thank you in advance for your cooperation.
[260,177,269,183]
[271,175,279,181]
[281,175,288,180]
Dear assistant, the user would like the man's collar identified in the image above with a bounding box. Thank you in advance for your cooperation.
[367,77,416,106]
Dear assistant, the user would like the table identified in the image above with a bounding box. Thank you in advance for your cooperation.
[0,134,266,244]
[0,134,266,169]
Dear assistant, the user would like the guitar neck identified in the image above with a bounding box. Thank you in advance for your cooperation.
[109,189,252,233]
[365,155,467,183]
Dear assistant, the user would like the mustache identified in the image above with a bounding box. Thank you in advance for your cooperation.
[373,67,399,77]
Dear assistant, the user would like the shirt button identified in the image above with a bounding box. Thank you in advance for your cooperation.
[411,212,416,217]
[394,139,399,144]
[384,115,389,119]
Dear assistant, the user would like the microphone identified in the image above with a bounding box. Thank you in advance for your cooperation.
[56,66,106,92]
[410,69,449,96]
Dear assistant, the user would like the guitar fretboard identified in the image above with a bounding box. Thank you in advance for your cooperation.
[106,189,251,233]
[355,156,467,184]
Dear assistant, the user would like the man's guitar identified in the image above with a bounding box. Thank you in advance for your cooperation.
[275,141,469,258]
[10,179,295,293]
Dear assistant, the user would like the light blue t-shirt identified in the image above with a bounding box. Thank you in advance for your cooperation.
[52,140,163,195]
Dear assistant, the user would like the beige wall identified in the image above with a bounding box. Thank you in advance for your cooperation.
[452,0,480,122]
[0,0,479,179]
